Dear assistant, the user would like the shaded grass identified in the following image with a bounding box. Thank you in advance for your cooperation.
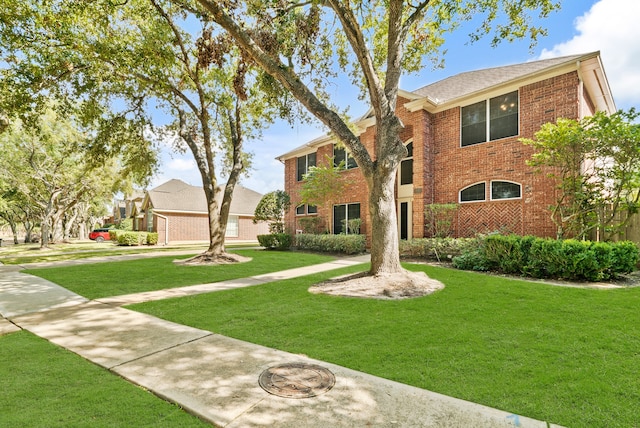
[0,242,254,265]
[24,250,334,299]
[129,263,640,428]
[0,330,209,427]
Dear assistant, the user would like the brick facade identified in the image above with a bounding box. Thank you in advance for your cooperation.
[150,211,269,244]
[283,65,601,241]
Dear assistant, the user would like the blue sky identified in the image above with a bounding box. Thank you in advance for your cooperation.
[150,0,640,195]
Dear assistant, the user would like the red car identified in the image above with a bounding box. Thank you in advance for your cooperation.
[89,228,111,243]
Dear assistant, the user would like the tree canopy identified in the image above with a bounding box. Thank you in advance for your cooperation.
[194,0,560,278]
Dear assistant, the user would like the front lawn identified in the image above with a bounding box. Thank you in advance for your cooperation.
[129,263,640,428]
[0,330,208,427]
[24,250,334,299]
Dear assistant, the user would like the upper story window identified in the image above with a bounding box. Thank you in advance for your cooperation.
[296,153,316,181]
[491,181,521,200]
[333,144,358,170]
[460,183,486,203]
[400,142,413,185]
[461,91,519,147]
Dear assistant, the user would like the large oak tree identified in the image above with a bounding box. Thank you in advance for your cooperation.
[0,0,285,259]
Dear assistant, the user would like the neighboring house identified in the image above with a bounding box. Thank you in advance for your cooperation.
[277,52,616,240]
[139,179,269,244]
[113,190,145,225]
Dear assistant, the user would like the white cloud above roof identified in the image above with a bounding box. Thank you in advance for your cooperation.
[539,0,640,109]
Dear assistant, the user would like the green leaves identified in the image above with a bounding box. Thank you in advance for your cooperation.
[522,109,640,239]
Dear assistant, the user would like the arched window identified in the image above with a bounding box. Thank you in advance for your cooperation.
[460,182,486,202]
[491,181,521,200]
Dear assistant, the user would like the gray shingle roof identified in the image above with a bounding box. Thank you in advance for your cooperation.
[147,179,263,216]
[412,53,588,103]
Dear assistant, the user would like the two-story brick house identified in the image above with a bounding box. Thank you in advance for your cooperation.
[277,52,615,240]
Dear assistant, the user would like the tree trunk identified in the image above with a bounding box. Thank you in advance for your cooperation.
[204,183,225,255]
[368,162,403,276]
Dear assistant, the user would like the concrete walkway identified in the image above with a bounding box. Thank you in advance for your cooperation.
[0,255,563,427]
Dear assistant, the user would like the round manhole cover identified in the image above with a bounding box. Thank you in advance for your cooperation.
[258,363,336,399]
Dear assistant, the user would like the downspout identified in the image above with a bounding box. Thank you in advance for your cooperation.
[154,212,169,246]
[576,60,584,119]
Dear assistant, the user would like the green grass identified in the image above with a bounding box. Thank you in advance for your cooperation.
[0,330,209,427]
[129,263,640,428]
[24,250,334,299]
[0,241,255,265]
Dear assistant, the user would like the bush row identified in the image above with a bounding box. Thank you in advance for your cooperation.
[399,237,479,261]
[114,231,158,246]
[452,234,639,281]
[257,233,292,250]
[294,233,366,255]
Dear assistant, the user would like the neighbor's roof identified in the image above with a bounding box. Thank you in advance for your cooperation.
[144,179,263,216]
[277,52,615,161]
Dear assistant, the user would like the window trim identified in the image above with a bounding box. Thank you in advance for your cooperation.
[295,204,318,216]
[459,182,487,203]
[296,152,316,182]
[460,90,519,148]
[333,144,358,170]
[399,140,414,186]
[490,180,522,201]
[332,202,361,234]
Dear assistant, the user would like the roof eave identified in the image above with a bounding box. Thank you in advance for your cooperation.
[405,52,605,113]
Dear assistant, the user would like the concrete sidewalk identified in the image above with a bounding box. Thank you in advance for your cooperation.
[0,258,563,427]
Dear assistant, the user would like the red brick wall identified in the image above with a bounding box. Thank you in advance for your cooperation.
[283,72,581,240]
[151,212,267,243]
[431,72,580,238]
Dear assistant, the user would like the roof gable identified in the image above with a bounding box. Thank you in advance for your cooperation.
[144,179,263,216]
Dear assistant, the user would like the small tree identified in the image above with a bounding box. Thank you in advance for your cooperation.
[254,190,291,234]
[522,109,640,239]
[424,203,458,238]
[300,156,351,234]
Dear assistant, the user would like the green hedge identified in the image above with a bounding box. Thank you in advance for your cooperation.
[117,231,147,246]
[399,237,478,261]
[257,233,292,250]
[146,233,158,245]
[294,233,365,255]
[453,234,639,281]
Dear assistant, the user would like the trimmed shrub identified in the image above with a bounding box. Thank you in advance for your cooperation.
[146,232,159,245]
[117,232,146,246]
[257,233,292,250]
[399,237,477,261]
[295,233,366,255]
[610,241,640,275]
[454,234,639,282]
[484,234,535,274]
[451,249,491,271]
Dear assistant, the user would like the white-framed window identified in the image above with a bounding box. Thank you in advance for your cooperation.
[461,91,519,147]
[491,181,522,200]
[147,208,154,232]
[296,204,317,215]
[333,203,360,234]
[225,215,239,237]
[400,141,414,185]
[296,152,316,181]
[459,182,486,203]
[333,144,358,169]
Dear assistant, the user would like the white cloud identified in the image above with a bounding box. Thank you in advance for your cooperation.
[167,158,196,171]
[539,0,640,109]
